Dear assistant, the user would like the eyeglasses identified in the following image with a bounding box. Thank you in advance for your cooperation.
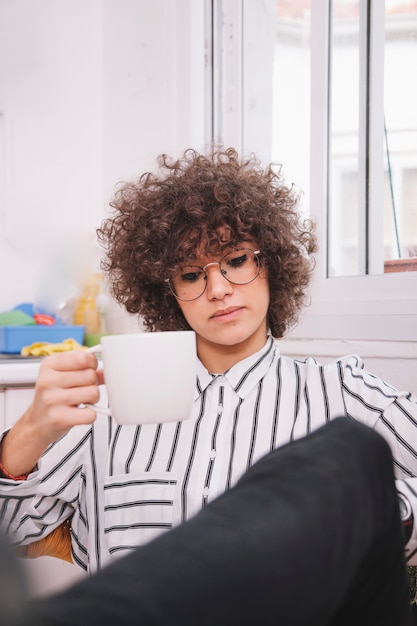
[167,248,261,302]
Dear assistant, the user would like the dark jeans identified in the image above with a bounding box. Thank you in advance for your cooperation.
[6,418,413,626]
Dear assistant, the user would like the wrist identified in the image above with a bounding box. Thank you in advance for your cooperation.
[0,459,28,481]
[0,418,42,479]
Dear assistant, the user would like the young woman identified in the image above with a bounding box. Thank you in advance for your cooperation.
[1,148,416,576]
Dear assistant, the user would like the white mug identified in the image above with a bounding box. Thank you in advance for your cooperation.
[87,330,197,425]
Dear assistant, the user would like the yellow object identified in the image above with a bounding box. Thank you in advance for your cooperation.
[73,274,107,347]
[16,518,72,563]
[21,338,86,357]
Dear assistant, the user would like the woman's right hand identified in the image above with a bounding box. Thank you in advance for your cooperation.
[0,349,104,479]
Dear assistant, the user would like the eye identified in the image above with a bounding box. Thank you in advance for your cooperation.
[179,268,204,283]
[226,253,248,268]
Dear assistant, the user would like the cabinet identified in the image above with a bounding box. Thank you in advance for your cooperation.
[1,386,38,430]
[0,360,86,596]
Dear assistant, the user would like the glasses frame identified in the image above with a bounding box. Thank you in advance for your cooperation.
[166,248,262,302]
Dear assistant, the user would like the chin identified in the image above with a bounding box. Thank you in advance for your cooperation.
[216,331,260,348]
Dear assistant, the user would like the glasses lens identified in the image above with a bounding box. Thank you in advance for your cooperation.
[220,249,260,285]
[169,249,261,300]
[170,266,206,301]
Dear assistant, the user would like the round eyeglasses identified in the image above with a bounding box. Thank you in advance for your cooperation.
[167,248,261,302]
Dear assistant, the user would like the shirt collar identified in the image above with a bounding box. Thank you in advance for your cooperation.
[195,335,277,399]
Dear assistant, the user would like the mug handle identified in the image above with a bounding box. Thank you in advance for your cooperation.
[87,344,102,356]
[78,344,112,416]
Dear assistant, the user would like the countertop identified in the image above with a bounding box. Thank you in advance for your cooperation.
[0,355,42,386]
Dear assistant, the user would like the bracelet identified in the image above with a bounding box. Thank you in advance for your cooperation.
[0,461,28,481]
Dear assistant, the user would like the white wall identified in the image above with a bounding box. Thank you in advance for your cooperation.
[278,337,417,395]
[0,0,206,327]
[0,0,104,312]
[101,0,206,201]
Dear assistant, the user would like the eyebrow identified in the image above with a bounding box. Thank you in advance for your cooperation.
[175,241,257,268]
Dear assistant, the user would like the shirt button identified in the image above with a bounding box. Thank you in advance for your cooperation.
[210,449,216,459]
[202,487,210,497]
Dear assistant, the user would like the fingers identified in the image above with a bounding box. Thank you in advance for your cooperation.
[2,350,105,477]
[39,350,98,377]
[38,351,96,389]
[96,368,105,386]
[28,351,103,443]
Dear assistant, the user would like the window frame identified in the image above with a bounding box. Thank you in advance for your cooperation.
[302,0,417,342]
[208,0,417,342]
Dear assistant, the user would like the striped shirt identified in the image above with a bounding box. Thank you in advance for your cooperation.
[1,336,417,572]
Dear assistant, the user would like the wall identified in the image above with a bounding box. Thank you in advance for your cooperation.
[0,0,206,329]
[278,337,417,395]
[0,0,104,312]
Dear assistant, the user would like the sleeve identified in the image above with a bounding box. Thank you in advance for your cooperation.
[0,424,91,548]
[340,355,417,564]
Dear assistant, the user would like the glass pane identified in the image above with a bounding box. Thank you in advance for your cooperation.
[328,0,360,277]
[383,0,417,274]
[272,1,311,217]
[242,0,311,217]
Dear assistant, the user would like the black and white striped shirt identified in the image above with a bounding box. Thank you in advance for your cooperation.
[1,336,417,571]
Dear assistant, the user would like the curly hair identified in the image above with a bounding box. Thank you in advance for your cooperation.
[97,147,317,338]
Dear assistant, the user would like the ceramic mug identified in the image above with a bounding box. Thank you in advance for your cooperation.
[86,330,197,425]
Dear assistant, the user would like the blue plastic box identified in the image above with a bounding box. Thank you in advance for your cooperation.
[0,325,85,354]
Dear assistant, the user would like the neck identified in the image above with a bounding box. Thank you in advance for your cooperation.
[197,334,268,374]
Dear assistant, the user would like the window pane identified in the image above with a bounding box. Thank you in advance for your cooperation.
[328,0,417,277]
[383,0,417,273]
[272,1,311,216]
[328,0,360,277]
[242,0,311,217]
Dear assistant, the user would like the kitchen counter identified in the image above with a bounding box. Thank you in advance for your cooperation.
[0,356,42,386]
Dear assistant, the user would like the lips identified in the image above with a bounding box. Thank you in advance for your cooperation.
[211,306,243,320]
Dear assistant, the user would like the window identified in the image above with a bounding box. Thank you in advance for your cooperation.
[308,0,417,341]
[209,0,311,214]
[328,0,417,277]
[208,0,417,341]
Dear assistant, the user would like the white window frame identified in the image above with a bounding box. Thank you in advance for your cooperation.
[210,0,244,154]
[211,0,417,343]
[301,0,417,342]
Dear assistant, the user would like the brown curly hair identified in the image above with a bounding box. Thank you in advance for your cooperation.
[97,147,317,338]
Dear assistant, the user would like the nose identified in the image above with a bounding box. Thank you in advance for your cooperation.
[204,263,233,300]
